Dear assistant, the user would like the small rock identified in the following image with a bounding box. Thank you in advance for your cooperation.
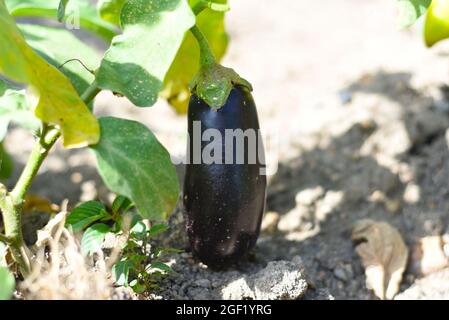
[194,278,211,288]
[333,268,348,282]
[261,211,280,234]
[315,191,344,221]
[278,205,311,232]
[221,257,308,300]
[295,187,325,206]
[395,268,449,300]
[403,183,421,204]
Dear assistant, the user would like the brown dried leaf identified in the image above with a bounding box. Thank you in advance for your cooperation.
[352,219,408,300]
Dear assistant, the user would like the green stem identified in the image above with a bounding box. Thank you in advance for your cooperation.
[81,80,101,104]
[10,126,60,203]
[190,25,216,67]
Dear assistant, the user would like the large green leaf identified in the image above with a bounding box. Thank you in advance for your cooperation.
[0,0,99,148]
[5,0,117,41]
[162,0,229,113]
[19,23,101,96]
[424,0,449,47]
[90,117,180,220]
[96,0,195,107]
[397,0,432,28]
[0,266,15,300]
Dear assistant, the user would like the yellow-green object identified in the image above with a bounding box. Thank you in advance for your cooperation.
[0,0,99,148]
[424,0,449,47]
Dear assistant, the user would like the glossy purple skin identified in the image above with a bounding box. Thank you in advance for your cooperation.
[183,86,266,269]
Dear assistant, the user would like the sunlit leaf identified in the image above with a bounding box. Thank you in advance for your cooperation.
[67,201,109,232]
[0,1,99,148]
[97,0,126,25]
[96,0,195,107]
[81,223,111,255]
[424,0,449,47]
[0,267,15,300]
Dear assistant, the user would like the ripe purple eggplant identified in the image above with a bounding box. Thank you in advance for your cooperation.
[183,85,266,269]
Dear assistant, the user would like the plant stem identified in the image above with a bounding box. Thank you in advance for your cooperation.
[0,233,10,244]
[81,80,101,104]
[190,25,216,67]
[10,126,60,203]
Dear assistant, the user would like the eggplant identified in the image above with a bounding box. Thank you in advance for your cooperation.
[183,85,266,269]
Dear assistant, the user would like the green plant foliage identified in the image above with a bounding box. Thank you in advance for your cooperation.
[57,0,69,21]
[97,0,126,25]
[90,117,180,220]
[0,266,15,300]
[112,260,133,286]
[112,195,134,215]
[66,201,110,232]
[19,24,101,96]
[96,0,195,107]
[0,80,40,142]
[81,223,111,255]
[396,0,431,28]
[424,0,449,47]
[5,0,117,41]
[162,0,229,113]
[0,0,99,148]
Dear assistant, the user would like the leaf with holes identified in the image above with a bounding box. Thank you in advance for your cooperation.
[67,201,109,232]
[81,223,111,255]
[0,1,99,148]
[90,117,179,220]
[96,0,195,107]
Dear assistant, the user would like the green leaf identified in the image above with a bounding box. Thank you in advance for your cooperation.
[0,1,100,148]
[424,0,449,47]
[130,221,147,238]
[67,201,109,232]
[5,0,117,42]
[112,260,134,286]
[0,80,40,142]
[18,23,101,96]
[111,195,134,214]
[150,261,172,273]
[0,142,14,179]
[57,0,69,21]
[96,0,195,107]
[0,267,15,300]
[162,0,229,113]
[148,224,168,237]
[397,0,431,28]
[90,117,180,220]
[97,0,126,25]
[81,223,111,255]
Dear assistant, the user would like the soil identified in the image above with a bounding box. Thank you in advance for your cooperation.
[4,0,449,299]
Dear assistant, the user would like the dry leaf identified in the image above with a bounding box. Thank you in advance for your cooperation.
[24,194,60,214]
[411,236,448,276]
[352,219,408,300]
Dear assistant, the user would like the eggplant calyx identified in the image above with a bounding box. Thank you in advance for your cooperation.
[189,63,253,110]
